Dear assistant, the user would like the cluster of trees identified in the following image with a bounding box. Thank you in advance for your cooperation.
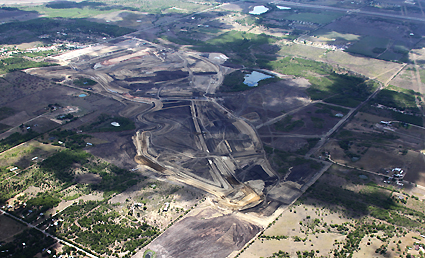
[307,179,425,231]
[48,129,91,149]
[60,200,100,221]
[89,164,140,197]
[57,113,74,120]
[0,228,55,258]
[0,130,39,152]
[0,169,46,203]
[40,149,90,182]
[375,86,419,112]
[295,250,320,258]
[220,70,247,92]
[332,222,394,257]
[267,250,290,258]
[59,204,158,255]
[73,77,97,87]
[259,235,288,240]
[26,192,60,209]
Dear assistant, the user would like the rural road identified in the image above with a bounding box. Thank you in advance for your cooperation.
[0,209,99,258]
[305,83,383,157]
[274,1,425,22]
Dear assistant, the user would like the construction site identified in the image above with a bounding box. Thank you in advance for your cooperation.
[19,35,329,257]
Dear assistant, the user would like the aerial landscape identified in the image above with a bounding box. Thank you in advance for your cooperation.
[2,0,425,257]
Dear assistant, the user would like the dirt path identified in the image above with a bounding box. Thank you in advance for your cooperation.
[306,64,408,158]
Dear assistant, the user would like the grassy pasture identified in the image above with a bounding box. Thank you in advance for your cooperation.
[374,85,420,111]
[346,36,390,58]
[0,57,56,74]
[20,5,123,18]
[262,56,376,107]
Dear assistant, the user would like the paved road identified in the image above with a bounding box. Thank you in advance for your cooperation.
[0,209,99,258]
[274,1,425,22]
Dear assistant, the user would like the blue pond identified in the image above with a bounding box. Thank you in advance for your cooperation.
[243,71,272,87]
[78,93,87,97]
[249,5,269,15]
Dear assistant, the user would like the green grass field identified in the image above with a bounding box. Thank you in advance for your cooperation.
[378,51,402,61]
[17,0,209,16]
[420,69,425,84]
[346,36,390,58]
[20,6,121,18]
[374,85,420,111]
[0,57,56,74]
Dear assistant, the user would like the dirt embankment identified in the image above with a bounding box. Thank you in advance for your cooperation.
[134,155,165,172]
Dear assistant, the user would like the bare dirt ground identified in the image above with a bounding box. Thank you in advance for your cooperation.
[135,201,261,258]
[50,193,103,216]
[0,214,26,242]
[221,77,311,127]
[87,130,138,169]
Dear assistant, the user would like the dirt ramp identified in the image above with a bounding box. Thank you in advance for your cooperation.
[137,208,261,258]
[134,155,165,172]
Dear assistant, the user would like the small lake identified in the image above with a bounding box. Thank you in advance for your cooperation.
[243,71,272,87]
[78,93,87,97]
[277,6,291,10]
[249,5,269,15]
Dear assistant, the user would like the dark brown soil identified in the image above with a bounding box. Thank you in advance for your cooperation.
[143,208,261,258]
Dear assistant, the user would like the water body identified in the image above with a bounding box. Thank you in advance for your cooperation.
[78,93,87,97]
[243,71,272,87]
[277,6,291,10]
[249,5,269,15]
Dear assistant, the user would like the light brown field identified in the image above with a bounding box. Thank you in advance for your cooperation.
[239,202,350,258]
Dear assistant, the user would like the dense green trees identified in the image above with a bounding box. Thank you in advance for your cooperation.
[0,130,39,152]
[40,149,90,182]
